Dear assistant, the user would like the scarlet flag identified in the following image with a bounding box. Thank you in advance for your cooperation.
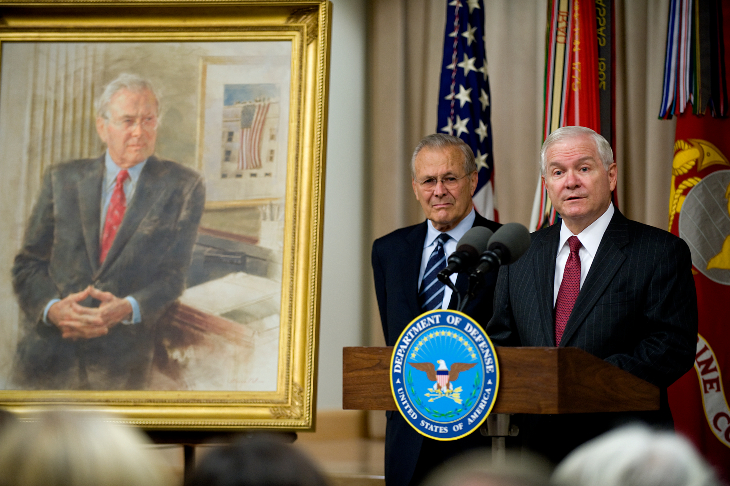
[531,0,614,230]
[667,114,730,484]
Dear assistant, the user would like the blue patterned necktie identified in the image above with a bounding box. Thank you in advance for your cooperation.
[419,233,451,312]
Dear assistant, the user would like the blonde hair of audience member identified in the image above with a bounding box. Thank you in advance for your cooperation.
[0,409,175,486]
[551,424,721,486]
[420,449,552,486]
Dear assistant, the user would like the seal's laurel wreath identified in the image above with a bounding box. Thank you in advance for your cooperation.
[390,309,499,441]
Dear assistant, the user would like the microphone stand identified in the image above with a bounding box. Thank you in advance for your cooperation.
[460,273,483,312]
[437,272,463,313]
[461,249,505,312]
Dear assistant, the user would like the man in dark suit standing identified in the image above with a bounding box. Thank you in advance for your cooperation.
[12,73,206,390]
[372,134,501,485]
[486,126,698,463]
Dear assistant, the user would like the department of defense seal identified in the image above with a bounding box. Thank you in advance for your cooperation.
[390,309,499,441]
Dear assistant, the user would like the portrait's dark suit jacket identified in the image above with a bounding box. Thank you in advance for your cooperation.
[12,154,206,390]
[486,209,698,463]
[372,212,501,486]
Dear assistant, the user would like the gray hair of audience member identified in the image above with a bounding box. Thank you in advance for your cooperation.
[185,433,330,486]
[421,449,553,486]
[95,73,160,120]
[551,424,721,486]
[540,126,614,176]
[0,409,175,486]
[411,133,478,179]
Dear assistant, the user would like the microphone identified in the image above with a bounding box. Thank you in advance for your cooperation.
[472,223,531,277]
[437,226,494,284]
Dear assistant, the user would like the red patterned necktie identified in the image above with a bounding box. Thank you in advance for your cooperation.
[555,235,582,346]
[100,169,129,264]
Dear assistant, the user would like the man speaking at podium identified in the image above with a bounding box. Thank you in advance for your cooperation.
[487,126,698,463]
[372,134,500,485]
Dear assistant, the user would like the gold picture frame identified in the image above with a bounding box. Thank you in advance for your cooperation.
[0,0,330,431]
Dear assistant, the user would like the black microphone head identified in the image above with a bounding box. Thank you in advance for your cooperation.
[455,226,494,260]
[487,223,531,264]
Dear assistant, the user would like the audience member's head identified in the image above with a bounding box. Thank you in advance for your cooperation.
[185,433,330,486]
[0,408,16,431]
[420,449,553,486]
[0,408,175,486]
[551,424,721,486]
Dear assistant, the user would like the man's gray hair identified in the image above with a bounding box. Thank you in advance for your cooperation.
[411,133,477,178]
[95,73,160,120]
[540,126,613,175]
[552,425,721,486]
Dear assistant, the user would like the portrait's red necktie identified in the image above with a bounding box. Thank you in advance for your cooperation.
[100,169,129,264]
[555,235,582,346]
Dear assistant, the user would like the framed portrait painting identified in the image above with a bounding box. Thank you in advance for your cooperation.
[0,0,330,431]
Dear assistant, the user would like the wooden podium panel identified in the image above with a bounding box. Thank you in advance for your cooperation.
[343,347,659,414]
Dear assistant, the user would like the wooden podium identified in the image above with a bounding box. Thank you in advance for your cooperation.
[343,346,659,414]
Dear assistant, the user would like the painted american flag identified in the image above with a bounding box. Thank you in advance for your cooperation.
[238,100,270,170]
[437,0,497,221]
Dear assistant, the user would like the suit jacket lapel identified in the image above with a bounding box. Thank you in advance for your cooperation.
[560,211,629,346]
[405,222,428,317]
[535,224,560,346]
[98,156,165,273]
[78,156,105,272]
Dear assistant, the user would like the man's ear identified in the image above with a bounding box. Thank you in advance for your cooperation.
[607,162,618,192]
[95,117,108,145]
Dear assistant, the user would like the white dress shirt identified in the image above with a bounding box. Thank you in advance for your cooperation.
[419,209,477,309]
[553,203,614,305]
[100,152,146,232]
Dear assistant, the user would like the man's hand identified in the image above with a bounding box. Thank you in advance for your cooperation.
[47,286,133,340]
[48,286,105,339]
[88,286,133,328]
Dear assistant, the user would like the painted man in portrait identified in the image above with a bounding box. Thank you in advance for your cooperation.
[11,73,206,390]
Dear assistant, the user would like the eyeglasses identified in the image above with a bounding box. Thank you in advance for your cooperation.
[108,116,158,132]
[415,173,473,190]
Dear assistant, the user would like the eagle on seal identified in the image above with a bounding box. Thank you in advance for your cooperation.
[409,359,476,392]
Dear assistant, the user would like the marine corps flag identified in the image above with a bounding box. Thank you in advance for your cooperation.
[668,114,730,484]
[661,0,730,480]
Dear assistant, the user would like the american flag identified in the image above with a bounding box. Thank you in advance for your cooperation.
[238,100,270,170]
[436,0,497,221]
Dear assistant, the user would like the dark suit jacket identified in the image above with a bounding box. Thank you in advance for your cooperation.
[486,209,698,462]
[12,154,206,390]
[372,212,501,486]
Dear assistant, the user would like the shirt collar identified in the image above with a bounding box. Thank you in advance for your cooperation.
[104,151,147,188]
[558,202,614,257]
[424,209,476,248]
